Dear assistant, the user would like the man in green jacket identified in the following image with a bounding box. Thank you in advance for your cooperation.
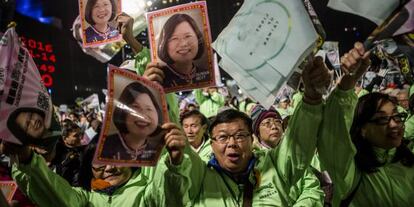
[160,57,332,206]
[181,109,212,162]
[3,122,185,207]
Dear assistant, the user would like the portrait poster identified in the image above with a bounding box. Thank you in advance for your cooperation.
[79,0,122,47]
[0,28,54,146]
[94,65,169,166]
[0,181,17,203]
[146,1,216,93]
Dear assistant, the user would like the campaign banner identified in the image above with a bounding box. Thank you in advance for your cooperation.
[0,28,54,146]
[94,65,169,166]
[213,0,318,108]
[146,1,216,93]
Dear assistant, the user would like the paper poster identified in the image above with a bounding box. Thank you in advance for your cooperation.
[0,28,54,146]
[213,0,318,108]
[0,181,17,203]
[146,1,216,93]
[79,0,122,47]
[94,65,169,166]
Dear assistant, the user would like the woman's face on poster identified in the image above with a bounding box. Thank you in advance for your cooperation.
[15,111,45,138]
[167,21,199,64]
[125,93,159,138]
[91,0,112,26]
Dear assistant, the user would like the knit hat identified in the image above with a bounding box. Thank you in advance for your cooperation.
[250,105,281,138]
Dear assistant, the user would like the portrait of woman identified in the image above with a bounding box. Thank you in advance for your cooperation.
[100,81,164,162]
[157,13,212,89]
[83,0,120,44]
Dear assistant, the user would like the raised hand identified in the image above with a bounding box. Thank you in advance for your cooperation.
[302,56,332,105]
[116,12,142,54]
[338,42,371,90]
[143,62,166,84]
[162,123,187,165]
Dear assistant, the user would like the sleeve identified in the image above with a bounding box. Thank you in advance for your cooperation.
[210,91,225,106]
[194,89,207,106]
[404,115,414,141]
[11,153,89,207]
[292,169,324,207]
[147,145,206,206]
[270,99,323,187]
[317,88,360,204]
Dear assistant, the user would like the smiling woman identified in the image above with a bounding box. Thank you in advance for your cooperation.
[157,13,210,89]
[100,81,164,162]
[84,0,119,43]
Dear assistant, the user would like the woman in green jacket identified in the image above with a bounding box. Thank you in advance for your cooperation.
[318,42,414,206]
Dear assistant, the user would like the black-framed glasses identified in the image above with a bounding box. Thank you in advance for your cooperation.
[368,112,408,125]
[211,132,251,144]
[260,118,282,128]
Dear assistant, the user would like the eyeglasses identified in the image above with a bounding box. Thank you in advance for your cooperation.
[168,34,197,45]
[92,165,106,173]
[211,132,251,144]
[260,119,282,128]
[368,112,407,125]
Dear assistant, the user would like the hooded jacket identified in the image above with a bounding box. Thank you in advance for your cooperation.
[318,88,414,206]
[12,153,166,207]
[160,100,323,206]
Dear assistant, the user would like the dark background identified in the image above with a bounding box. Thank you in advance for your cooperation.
[0,0,377,105]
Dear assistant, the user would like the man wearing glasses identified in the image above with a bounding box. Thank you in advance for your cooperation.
[161,57,331,206]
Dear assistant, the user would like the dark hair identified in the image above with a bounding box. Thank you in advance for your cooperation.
[408,93,414,115]
[158,13,204,64]
[62,121,81,138]
[113,82,163,137]
[7,107,46,143]
[208,109,252,137]
[180,109,208,126]
[85,0,117,25]
[350,93,414,173]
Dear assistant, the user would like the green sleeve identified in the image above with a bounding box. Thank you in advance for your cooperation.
[210,91,225,105]
[292,168,324,207]
[194,89,207,106]
[133,47,179,125]
[404,115,414,141]
[160,144,206,206]
[11,153,89,207]
[317,88,360,206]
[269,99,323,187]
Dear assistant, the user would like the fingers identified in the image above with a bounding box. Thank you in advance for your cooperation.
[144,62,166,83]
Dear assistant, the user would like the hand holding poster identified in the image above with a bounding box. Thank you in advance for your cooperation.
[213,0,318,108]
[0,28,57,153]
[79,0,122,47]
[94,65,169,166]
[146,1,216,93]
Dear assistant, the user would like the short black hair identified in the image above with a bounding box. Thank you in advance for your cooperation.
[85,0,117,26]
[62,121,81,138]
[208,109,252,137]
[180,109,208,126]
[158,13,204,64]
[113,82,163,136]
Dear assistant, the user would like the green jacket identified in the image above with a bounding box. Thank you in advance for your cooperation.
[134,47,180,125]
[194,89,225,118]
[318,88,414,206]
[405,114,414,141]
[12,154,167,207]
[194,139,213,163]
[255,145,324,207]
[161,100,323,206]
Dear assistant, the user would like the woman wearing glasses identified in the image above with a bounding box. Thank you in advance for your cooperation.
[156,13,210,89]
[318,42,414,206]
